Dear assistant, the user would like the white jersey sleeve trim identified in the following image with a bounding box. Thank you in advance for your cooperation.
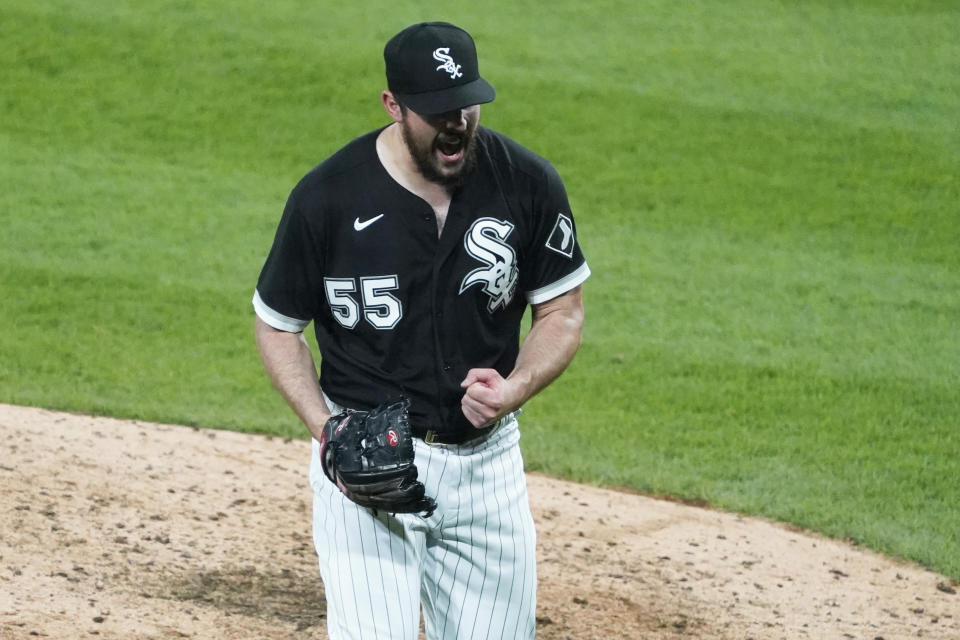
[252,289,311,333]
[525,262,591,305]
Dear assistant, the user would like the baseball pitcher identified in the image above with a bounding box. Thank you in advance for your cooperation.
[254,21,589,639]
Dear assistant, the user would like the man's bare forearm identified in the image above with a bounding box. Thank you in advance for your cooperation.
[254,317,331,441]
[462,286,585,427]
[507,286,584,406]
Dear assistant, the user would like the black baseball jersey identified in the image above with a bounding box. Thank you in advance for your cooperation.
[254,125,590,441]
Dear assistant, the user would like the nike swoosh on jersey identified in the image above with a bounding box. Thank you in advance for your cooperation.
[354,214,385,231]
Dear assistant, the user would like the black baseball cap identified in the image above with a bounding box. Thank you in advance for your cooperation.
[384,22,495,115]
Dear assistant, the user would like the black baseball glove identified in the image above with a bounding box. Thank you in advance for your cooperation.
[319,397,436,517]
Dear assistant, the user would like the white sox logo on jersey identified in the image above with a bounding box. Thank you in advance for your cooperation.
[433,48,462,79]
[460,218,519,313]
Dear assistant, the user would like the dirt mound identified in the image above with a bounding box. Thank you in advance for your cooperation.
[1,404,956,639]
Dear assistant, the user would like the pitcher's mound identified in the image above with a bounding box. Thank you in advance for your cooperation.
[1,404,956,639]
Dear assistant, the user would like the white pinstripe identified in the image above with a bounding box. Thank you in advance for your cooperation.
[309,404,536,640]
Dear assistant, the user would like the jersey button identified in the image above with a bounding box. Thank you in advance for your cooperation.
[442,364,452,371]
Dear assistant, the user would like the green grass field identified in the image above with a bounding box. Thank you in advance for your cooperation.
[2,1,958,578]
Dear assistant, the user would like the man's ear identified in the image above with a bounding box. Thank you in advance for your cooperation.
[381,90,404,123]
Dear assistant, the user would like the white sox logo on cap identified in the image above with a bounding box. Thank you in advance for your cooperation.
[433,47,462,79]
[384,22,495,114]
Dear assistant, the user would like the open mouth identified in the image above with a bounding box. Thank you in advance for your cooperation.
[435,133,464,162]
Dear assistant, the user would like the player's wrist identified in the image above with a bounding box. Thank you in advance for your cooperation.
[503,371,533,410]
[306,412,333,441]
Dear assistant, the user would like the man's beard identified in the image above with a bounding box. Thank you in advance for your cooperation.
[400,119,478,189]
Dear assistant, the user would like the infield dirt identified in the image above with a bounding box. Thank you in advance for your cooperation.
[1,404,957,639]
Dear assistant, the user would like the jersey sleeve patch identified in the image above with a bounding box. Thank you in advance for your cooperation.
[253,289,311,333]
[544,213,577,259]
[526,262,591,305]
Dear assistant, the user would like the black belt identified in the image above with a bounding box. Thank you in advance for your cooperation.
[417,410,520,446]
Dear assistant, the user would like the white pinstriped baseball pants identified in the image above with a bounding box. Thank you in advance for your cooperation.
[309,413,537,640]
